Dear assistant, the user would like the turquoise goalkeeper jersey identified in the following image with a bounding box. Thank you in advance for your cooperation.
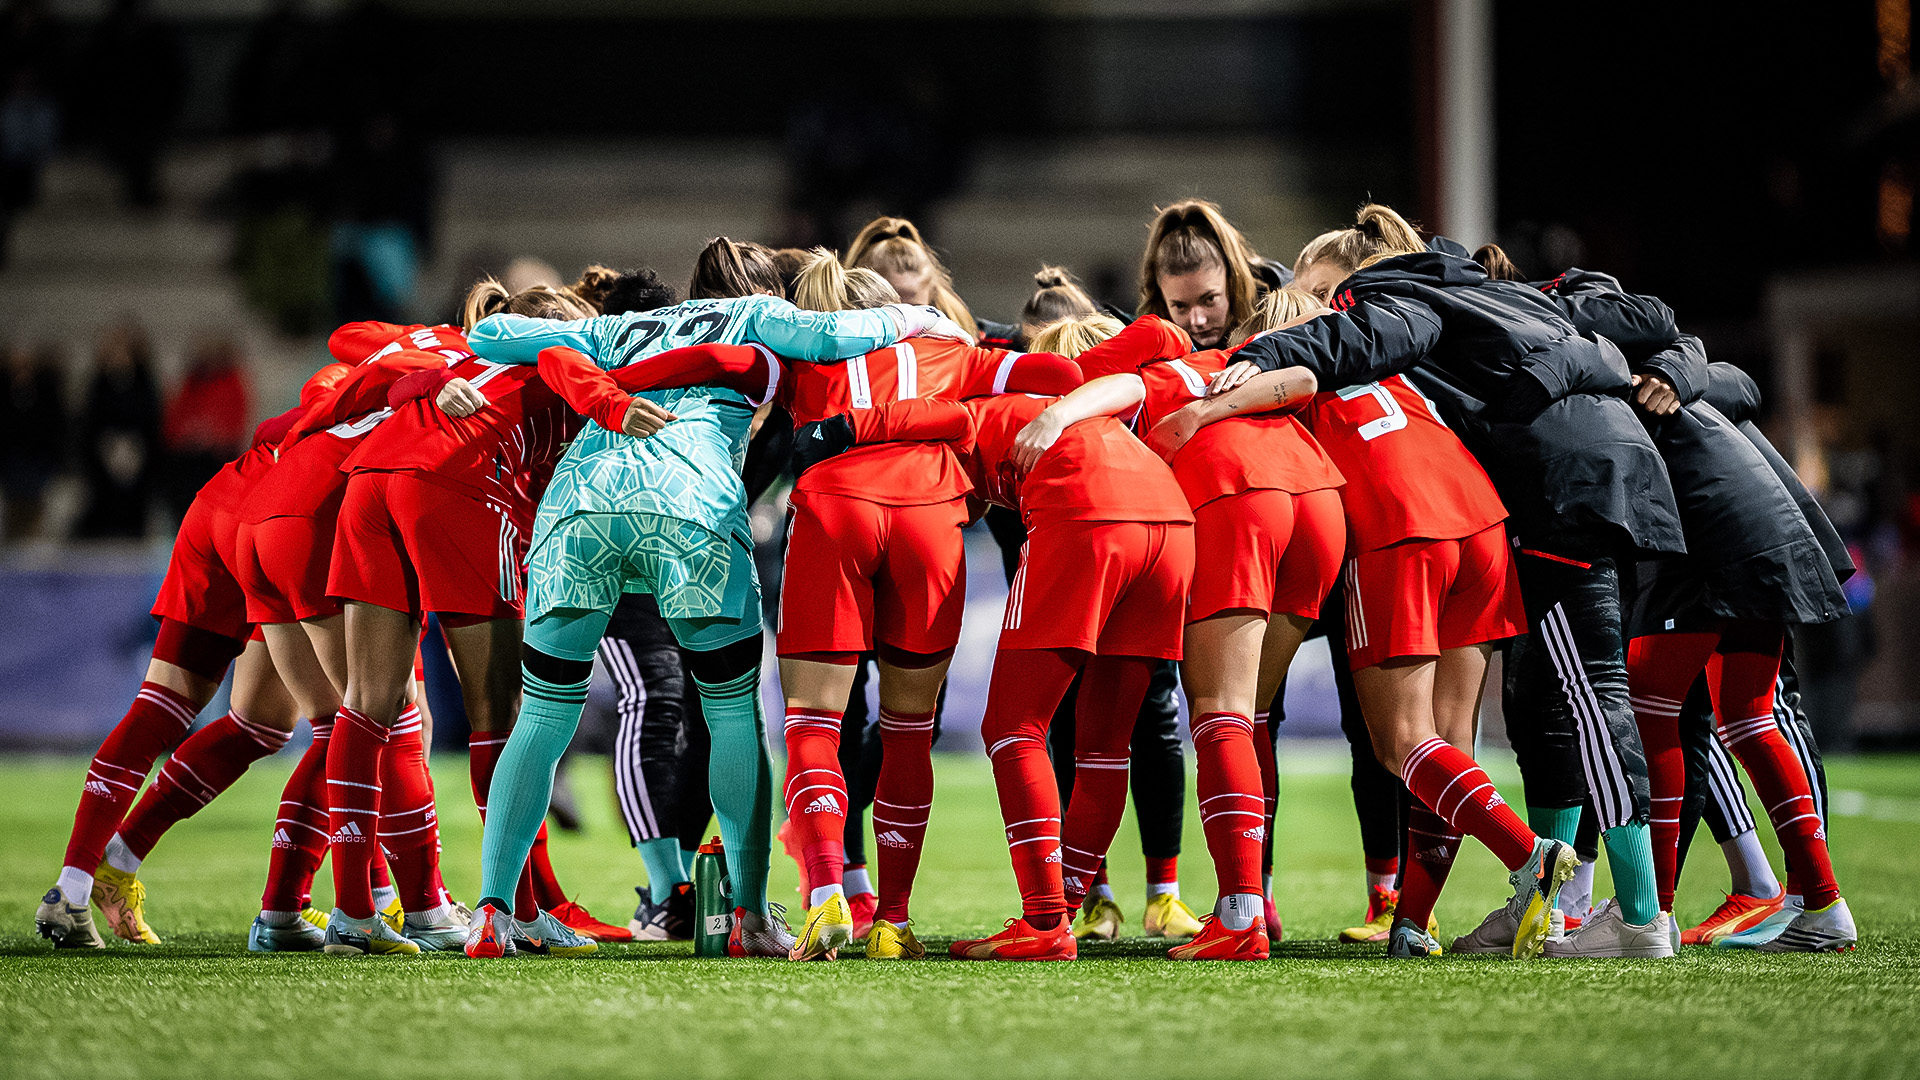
[468,294,899,547]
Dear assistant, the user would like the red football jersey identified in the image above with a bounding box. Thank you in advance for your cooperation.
[245,323,464,523]
[343,344,581,536]
[1300,373,1506,552]
[961,394,1191,529]
[781,338,1075,506]
[1130,349,1343,509]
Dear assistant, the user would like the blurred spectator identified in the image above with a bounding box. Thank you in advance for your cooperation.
[0,0,60,265]
[78,0,184,209]
[76,323,160,538]
[1,341,68,540]
[160,336,251,518]
[330,110,436,324]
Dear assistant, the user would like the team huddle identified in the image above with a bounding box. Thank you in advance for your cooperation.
[33,199,1858,963]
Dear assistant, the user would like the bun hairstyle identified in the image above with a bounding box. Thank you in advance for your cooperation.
[1243,287,1332,336]
[598,267,679,316]
[845,216,980,340]
[1020,265,1098,339]
[1472,243,1524,282]
[1027,313,1126,359]
[1293,203,1427,279]
[792,248,899,312]
[1139,199,1264,332]
[690,236,784,300]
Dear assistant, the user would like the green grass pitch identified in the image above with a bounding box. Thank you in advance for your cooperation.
[3,747,1918,1079]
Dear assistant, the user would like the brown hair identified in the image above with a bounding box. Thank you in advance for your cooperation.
[1293,203,1427,280]
[1020,265,1098,341]
[845,216,980,340]
[770,247,813,297]
[460,276,597,330]
[569,265,623,312]
[1027,313,1125,359]
[1473,243,1524,281]
[1242,287,1333,336]
[1138,199,1264,331]
[690,236,783,300]
[791,248,900,312]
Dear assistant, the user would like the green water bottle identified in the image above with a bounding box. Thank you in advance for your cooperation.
[693,835,733,957]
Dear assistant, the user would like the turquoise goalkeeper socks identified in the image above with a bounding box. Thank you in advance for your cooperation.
[1527,805,1582,847]
[638,836,690,891]
[1602,821,1659,926]
[697,667,773,917]
[478,668,590,909]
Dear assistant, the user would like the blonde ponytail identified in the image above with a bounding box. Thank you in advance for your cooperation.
[1243,287,1332,336]
[1294,203,1428,281]
[846,215,979,339]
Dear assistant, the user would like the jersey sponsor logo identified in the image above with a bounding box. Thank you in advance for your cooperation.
[803,793,843,815]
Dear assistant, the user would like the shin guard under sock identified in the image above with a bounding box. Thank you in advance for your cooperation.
[63,681,201,884]
[119,710,290,859]
[326,708,390,920]
[700,668,774,916]
[872,707,936,924]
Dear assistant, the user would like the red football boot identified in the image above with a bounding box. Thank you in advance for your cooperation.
[550,899,634,943]
[1169,915,1270,961]
[950,916,1078,961]
[848,890,878,941]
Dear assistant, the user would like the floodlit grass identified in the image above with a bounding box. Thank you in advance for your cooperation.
[2,747,1917,1079]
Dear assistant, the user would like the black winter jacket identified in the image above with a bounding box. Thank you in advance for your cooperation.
[1704,363,1854,588]
[1235,248,1684,557]
[1535,272,1848,630]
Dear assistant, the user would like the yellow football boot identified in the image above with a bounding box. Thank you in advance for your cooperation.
[790,892,854,960]
[1142,893,1203,939]
[92,864,160,944]
[865,919,926,960]
[1072,896,1123,940]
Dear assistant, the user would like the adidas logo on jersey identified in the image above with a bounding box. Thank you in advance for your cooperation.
[83,779,112,797]
[270,828,293,849]
[803,793,843,815]
[876,829,912,848]
[331,821,368,844]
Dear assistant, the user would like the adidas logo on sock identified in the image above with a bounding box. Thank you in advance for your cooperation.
[83,779,113,797]
[803,793,843,815]
[1242,825,1268,841]
[1486,791,1507,809]
[876,830,911,848]
[331,821,368,844]
[1416,844,1452,862]
[1044,848,1062,864]
[271,828,293,849]
[1064,874,1085,892]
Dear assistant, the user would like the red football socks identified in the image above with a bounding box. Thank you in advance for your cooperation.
[119,710,290,859]
[262,716,332,913]
[379,707,446,914]
[1252,711,1279,876]
[63,681,201,874]
[1193,711,1265,898]
[325,708,389,920]
[873,706,936,925]
[1400,737,1536,870]
[1395,802,1461,929]
[1059,656,1153,909]
[982,648,1083,924]
[1708,634,1839,910]
[782,706,848,896]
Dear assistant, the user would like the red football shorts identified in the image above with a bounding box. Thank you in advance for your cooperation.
[329,471,525,622]
[150,495,253,642]
[1000,518,1194,659]
[1341,521,1524,671]
[1189,487,1345,622]
[777,490,968,657]
[235,493,345,626]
